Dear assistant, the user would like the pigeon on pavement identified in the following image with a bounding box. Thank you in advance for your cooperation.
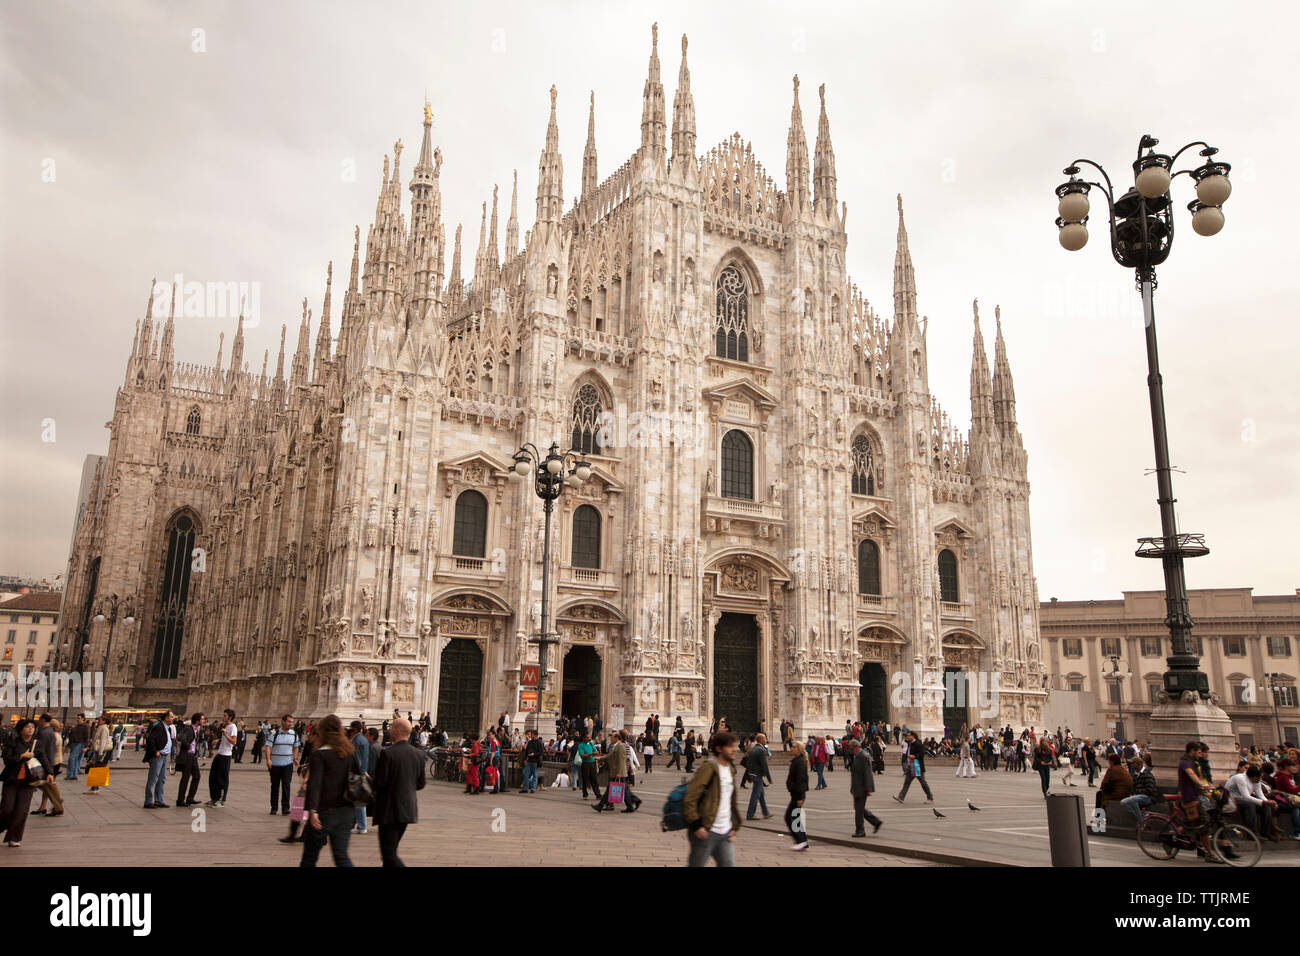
[933,807,946,818]
[968,801,981,811]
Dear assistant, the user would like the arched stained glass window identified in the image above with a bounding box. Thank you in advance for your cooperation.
[858,539,881,595]
[150,512,197,679]
[851,434,876,496]
[715,265,750,362]
[571,505,601,569]
[720,429,754,500]
[186,407,201,436]
[452,490,488,558]
[938,549,959,603]
[570,384,604,456]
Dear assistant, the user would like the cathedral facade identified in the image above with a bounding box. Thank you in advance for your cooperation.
[60,26,1045,737]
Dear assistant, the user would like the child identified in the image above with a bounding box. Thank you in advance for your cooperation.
[552,771,570,789]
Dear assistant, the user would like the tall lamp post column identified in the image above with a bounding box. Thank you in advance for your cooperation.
[1054,134,1236,774]
[1103,654,1132,743]
[1263,672,1285,750]
[508,442,592,730]
[92,594,135,701]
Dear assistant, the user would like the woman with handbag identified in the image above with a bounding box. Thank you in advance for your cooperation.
[785,740,810,850]
[280,725,316,845]
[1032,740,1055,797]
[0,719,50,847]
[300,714,355,867]
[33,718,65,817]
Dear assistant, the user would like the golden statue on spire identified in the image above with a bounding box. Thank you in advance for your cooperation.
[424,100,433,125]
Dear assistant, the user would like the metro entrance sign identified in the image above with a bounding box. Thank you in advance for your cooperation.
[521,665,540,688]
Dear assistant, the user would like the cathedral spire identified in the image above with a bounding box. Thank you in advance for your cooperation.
[448,223,463,297]
[504,170,519,258]
[313,261,332,383]
[785,76,811,212]
[970,299,995,432]
[582,92,598,201]
[228,310,245,392]
[473,200,488,292]
[274,323,287,395]
[671,33,696,173]
[535,85,564,225]
[813,83,837,217]
[892,194,918,327]
[215,331,224,373]
[639,23,666,161]
[487,184,500,274]
[139,277,157,362]
[292,295,311,392]
[160,283,176,368]
[414,99,435,175]
[992,306,1019,436]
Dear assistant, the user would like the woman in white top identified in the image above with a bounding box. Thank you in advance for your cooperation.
[643,739,655,774]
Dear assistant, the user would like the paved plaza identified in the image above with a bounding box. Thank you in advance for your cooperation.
[5,756,1298,867]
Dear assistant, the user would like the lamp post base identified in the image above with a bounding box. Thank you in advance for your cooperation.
[1145,692,1236,784]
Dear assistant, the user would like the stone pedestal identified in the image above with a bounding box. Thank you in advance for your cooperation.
[1146,692,1237,783]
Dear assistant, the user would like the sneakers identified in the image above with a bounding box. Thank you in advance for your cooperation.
[791,842,809,851]
[892,795,903,803]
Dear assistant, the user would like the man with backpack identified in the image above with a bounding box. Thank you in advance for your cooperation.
[681,731,742,867]
[265,713,300,816]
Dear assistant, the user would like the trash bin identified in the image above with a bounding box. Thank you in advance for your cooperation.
[1045,791,1090,867]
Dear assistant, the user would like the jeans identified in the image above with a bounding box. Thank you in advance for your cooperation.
[269,763,294,812]
[814,762,827,788]
[379,822,408,866]
[687,829,735,867]
[145,755,167,805]
[785,795,807,844]
[67,742,84,779]
[522,761,538,793]
[209,754,231,802]
[1037,765,1052,795]
[666,752,681,770]
[355,804,368,831]
[1238,800,1274,838]
[853,795,882,833]
[300,807,354,867]
[897,770,933,801]
[1120,794,1153,820]
[746,775,769,818]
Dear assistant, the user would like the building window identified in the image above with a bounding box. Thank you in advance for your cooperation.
[27,631,37,644]
[1188,636,1203,656]
[1068,679,1084,693]
[1107,682,1122,705]
[570,384,604,457]
[30,615,40,624]
[186,406,201,436]
[452,491,488,558]
[1224,636,1247,657]
[1272,683,1298,708]
[5,630,13,643]
[714,265,750,362]
[1100,638,1121,658]
[1063,638,1083,658]
[1148,683,1162,705]
[149,511,197,681]
[6,615,15,623]
[1140,637,1161,657]
[1284,726,1299,746]
[1231,680,1251,705]
[720,430,754,500]
[1267,635,1291,657]
[850,435,876,496]
[571,505,601,569]
[24,649,34,662]
[937,549,958,603]
[857,540,881,595]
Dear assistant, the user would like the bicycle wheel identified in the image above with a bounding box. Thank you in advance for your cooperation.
[1212,823,1262,868]
[1136,815,1179,860]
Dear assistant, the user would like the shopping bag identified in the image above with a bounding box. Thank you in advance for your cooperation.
[607,780,625,805]
[86,766,110,788]
[289,792,308,821]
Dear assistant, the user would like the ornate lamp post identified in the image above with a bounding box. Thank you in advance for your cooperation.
[1055,133,1234,771]
[92,593,135,687]
[1263,672,1286,749]
[1103,654,1132,743]
[507,442,592,728]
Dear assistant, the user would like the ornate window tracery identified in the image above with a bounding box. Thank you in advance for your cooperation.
[570,383,604,456]
[851,434,877,496]
[185,407,201,436]
[714,265,750,362]
[149,512,197,680]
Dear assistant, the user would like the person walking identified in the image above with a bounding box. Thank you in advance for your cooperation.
[892,731,934,803]
[520,729,544,793]
[87,715,113,793]
[955,737,977,778]
[372,718,426,866]
[849,739,883,837]
[347,721,370,833]
[300,714,355,867]
[642,736,656,774]
[682,731,742,867]
[785,739,810,851]
[265,713,300,816]
[0,718,51,847]
[812,735,829,790]
[592,730,631,813]
[666,730,684,771]
[65,714,89,781]
[744,733,773,821]
[142,712,173,809]
[1032,739,1055,797]
[684,730,697,773]
[174,713,205,806]
[205,709,237,807]
[577,731,600,800]
[33,717,66,817]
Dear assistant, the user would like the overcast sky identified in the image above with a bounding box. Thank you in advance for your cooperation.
[1,0,1297,601]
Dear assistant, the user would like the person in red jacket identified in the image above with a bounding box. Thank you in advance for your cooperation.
[463,735,481,794]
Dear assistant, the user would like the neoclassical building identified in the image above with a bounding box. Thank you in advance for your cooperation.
[59,26,1044,736]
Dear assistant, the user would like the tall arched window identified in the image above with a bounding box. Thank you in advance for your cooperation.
[720,429,754,500]
[851,434,876,496]
[571,505,601,569]
[452,490,488,557]
[938,549,959,603]
[714,265,750,362]
[186,407,201,436]
[570,383,604,456]
[150,512,197,679]
[858,539,881,595]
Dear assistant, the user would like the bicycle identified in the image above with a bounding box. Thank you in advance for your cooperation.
[1135,792,1262,867]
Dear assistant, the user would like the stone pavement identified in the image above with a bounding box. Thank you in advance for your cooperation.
[0,759,929,867]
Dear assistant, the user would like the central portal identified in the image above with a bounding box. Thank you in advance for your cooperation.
[562,645,601,720]
[712,612,759,737]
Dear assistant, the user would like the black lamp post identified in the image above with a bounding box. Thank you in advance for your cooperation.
[1103,654,1132,742]
[1263,672,1286,749]
[507,442,592,727]
[92,593,135,690]
[1054,135,1232,702]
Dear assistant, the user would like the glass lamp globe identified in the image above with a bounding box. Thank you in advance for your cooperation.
[94,613,106,623]
[506,469,521,483]
[1058,222,1088,251]
[513,459,532,476]
[1196,174,1231,206]
[546,457,563,475]
[1136,164,1171,199]
[575,464,592,482]
[1192,205,1225,236]
[1057,191,1089,222]
[124,616,134,625]
[564,473,580,487]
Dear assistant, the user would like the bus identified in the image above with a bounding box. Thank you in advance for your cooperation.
[101,707,171,727]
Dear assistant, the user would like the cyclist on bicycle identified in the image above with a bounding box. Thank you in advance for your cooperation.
[1177,740,1220,861]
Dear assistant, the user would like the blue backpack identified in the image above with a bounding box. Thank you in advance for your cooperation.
[662,782,689,831]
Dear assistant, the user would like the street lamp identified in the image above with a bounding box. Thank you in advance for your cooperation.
[1054,134,1232,702]
[92,593,135,688]
[1263,672,1287,749]
[507,442,592,728]
[1103,655,1132,742]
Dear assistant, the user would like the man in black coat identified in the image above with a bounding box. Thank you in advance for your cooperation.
[372,718,426,867]
[848,739,883,836]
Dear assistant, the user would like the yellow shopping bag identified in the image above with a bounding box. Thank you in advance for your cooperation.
[86,766,110,788]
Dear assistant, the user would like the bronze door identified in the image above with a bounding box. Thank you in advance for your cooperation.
[859,662,889,723]
[712,613,758,736]
[437,638,483,737]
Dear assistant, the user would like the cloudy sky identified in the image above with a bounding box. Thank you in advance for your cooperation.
[2,0,1297,601]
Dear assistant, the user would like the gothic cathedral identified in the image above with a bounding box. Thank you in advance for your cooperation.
[61,26,1045,737]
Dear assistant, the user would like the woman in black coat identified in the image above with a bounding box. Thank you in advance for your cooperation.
[0,719,50,847]
[300,715,356,867]
[785,740,810,850]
